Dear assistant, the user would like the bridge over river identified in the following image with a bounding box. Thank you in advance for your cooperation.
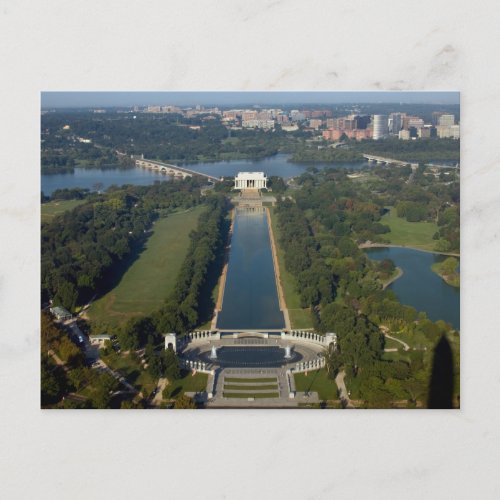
[135,158,221,183]
[363,154,459,171]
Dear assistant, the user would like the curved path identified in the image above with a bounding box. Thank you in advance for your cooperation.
[335,370,355,409]
[384,333,410,351]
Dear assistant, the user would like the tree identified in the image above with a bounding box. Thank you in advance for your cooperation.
[324,345,342,379]
[41,356,66,405]
[174,395,196,409]
[163,349,181,380]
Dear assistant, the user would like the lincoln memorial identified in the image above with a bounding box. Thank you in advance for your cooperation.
[234,171,268,189]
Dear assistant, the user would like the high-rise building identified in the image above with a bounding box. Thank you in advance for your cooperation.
[438,114,455,126]
[407,117,425,130]
[354,115,371,129]
[389,113,404,135]
[372,115,389,140]
[308,119,323,130]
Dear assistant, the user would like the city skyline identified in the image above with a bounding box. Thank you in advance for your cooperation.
[41,91,460,108]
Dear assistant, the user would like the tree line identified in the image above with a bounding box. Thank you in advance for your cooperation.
[274,169,459,407]
[41,178,204,310]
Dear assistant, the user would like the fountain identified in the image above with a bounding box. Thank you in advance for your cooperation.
[284,345,293,359]
[209,345,218,359]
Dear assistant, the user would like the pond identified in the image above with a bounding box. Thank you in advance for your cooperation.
[365,247,460,329]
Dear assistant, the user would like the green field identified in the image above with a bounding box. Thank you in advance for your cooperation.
[293,369,339,400]
[381,207,438,251]
[269,208,313,328]
[102,352,157,394]
[163,371,208,399]
[88,206,205,326]
[41,199,86,223]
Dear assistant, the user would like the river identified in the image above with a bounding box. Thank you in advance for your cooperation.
[216,208,285,330]
[41,154,372,195]
[365,247,460,329]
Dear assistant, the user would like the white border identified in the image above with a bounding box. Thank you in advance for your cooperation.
[1,1,500,498]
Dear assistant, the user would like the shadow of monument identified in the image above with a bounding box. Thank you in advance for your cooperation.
[427,334,454,409]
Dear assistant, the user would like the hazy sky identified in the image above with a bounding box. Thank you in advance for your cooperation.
[41,91,459,108]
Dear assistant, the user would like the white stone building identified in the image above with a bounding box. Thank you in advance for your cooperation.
[234,172,268,189]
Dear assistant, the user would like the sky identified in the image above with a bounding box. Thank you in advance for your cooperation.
[41,91,459,108]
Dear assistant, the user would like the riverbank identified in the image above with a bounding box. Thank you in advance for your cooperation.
[359,242,460,258]
[431,257,460,287]
[382,267,403,290]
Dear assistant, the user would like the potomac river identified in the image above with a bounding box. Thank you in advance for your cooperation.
[41,154,371,195]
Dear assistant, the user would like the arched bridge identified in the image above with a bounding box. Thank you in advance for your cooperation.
[363,154,419,169]
[135,158,221,182]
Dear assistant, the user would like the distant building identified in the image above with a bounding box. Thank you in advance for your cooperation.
[241,110,258,121]
[50,306,72,321]
[322,128,372,141]
[234,172,268,189]
[438,114,455,126]
[242,119,275,130]
[372,115,389,140]
[389,113,404,135]
[89,334,112,348]
[398,129,411,140]
[276,114,289,124]
[353,115,371,129]
[418,125,436,138]
[437,124,460,139]
[290,110,306,121]
[407,117,425,130]
[308,119,323,130]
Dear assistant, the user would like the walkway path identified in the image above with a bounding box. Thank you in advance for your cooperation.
[335,370,355,408]
[379,326,411,351]
[151,377,167,406]
[385,333,410,351]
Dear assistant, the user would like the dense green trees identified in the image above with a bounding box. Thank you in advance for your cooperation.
[274,168,459,407]
[41,178,203,310]
[41,112,299,173]
[154,194,228,334]
[354,137,460,162]
[290,146,363,163]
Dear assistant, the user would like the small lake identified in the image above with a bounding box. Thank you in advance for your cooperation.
[41,154,371,195]
[365,247,460,329]
[216,208,285,330]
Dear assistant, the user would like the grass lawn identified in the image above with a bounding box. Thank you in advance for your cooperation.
[164,371,208,399]
[384,337,404,350]
[224,377,277,383]
[223,384,278,391]
[102,352,157,394]
[269,208,313,328]
[223,392,279,399]
[293,369,338,400]
[88,206,206,327]
[41,199,86,223]
[381,207,438,251]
